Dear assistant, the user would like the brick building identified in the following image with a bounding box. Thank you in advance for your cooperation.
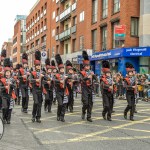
[26,0,144,73]
[1,39,13,58]
[12,15,26,66]
[26,0,49,68]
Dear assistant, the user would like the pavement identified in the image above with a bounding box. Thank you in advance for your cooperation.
[1,96,150,150]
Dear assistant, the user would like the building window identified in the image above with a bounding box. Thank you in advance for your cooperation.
[13,47,17,54]
[56,45,59,54]
[65,44,68,54]
[102,0,108,18]
[52,11,55,19]
[80,11,84,22]
[79,36,84,50]
[72,39,76,52]
[114,0,120,13]
[112,21,122,48]
[52,29,55,37]
[131,17,139,37]
[92,29,97,52]
[13,57,17,63]
[101,26,107,51]
[92,0,98,23]
[73,16,77,26]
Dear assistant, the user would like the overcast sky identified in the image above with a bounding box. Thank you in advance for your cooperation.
[0,0,37,48]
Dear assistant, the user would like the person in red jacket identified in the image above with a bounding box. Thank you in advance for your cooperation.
[100,61,115,121]
[0,58,16,124]
[29,50,44,123]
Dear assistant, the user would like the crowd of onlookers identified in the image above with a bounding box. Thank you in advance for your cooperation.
[94,73,150,101]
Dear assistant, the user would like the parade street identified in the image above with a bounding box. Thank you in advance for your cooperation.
[1,96,150,150]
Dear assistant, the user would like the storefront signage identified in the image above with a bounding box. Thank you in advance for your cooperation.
[91,47,150,61]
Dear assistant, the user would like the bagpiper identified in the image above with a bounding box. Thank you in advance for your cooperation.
[124,62,136,121]
[80,51,96,122]
[43,58,54,113]
[18,53,30,113]
[30,50,44,123]
[0,49,6,112]
[100,61,115,121]
[0,58,16,124]
[54,54,69,122]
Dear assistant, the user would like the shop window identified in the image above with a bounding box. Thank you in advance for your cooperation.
[131,17,139,37]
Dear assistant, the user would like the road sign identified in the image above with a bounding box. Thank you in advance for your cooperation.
[115,25,126,40]
[41,51,47,64]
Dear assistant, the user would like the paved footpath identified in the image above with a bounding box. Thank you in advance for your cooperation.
[1,96,150,150]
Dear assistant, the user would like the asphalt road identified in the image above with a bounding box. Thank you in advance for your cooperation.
[1,96,150,150]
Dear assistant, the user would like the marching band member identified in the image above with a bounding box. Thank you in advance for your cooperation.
[18,53,30,113]
[30,50,44,123]
[54,54,69,122]
[43,58,53,113]
[100,61,115,121]
[0,50,6,112]
[13,64,21,105]
[65,60,76,113]
[51,60,57,105]
[0,58,16,124]
[80,51,96,122]
[124,63,137,121]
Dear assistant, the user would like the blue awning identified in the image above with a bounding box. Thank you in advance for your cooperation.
[90,47,150,61]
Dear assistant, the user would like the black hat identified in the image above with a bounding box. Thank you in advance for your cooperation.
[82,51,90,65]
[34,50,41,65]
[45,58,51,69]
[22,53,28,64]
[55,54,64,69]
[102,60,110,73]
[4,58,11,71]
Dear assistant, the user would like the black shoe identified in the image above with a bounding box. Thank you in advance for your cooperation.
[57,116,60,121]
[60,117,65,122]
[124,112,127,119]
[23,109,28,113]
[3,120,7,124]
[36,118,41,123]
[31,118,35,123]
[102,113,106,120]
[7,120,11,124]
[134,110,137,113]
[87,118,93,122]
[112,110,115,113]
[107,117,112,121]
[130,117,134,121]
[70,109,73,113]
[81,113,85,120]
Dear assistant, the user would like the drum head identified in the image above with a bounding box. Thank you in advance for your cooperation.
[0,116,4,140]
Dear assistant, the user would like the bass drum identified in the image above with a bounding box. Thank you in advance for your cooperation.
[0,116,4,140]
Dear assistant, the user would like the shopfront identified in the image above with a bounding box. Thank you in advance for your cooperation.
[91,47,150,76]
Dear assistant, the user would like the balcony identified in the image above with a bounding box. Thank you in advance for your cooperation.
[56,0,59,3]
[35,19,37,24]
[44,10,46,15]
[30,25,32,28]
[72,2,77,11]
[58,3,76,22]
[40,28,43,33]
[59,6,71,22]
[41,41,46,48]
[35,33,37,37]
[59,28,71,41]
[60,0,67,3]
